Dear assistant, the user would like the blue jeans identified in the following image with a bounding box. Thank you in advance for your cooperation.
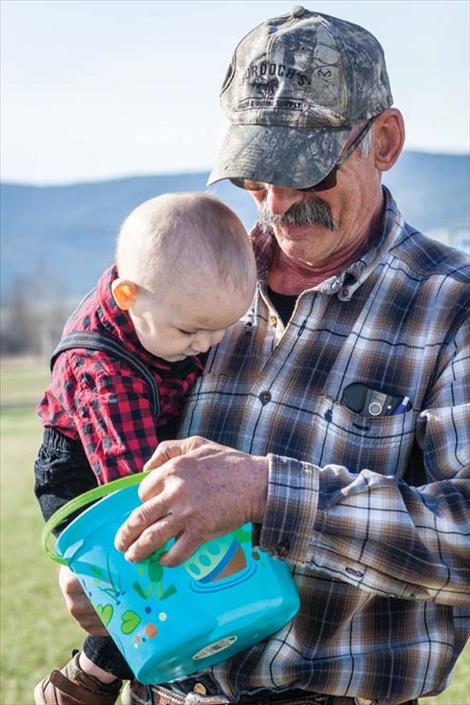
[34,426,134,680]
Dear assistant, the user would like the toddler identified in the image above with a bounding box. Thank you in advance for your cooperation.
[33,192,256,705]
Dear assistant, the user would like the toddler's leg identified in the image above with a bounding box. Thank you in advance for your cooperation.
[34,427,98,528]
[83,635,134,680]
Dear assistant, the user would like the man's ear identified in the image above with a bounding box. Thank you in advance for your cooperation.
[111,279,137,311]
[373,108,405,173]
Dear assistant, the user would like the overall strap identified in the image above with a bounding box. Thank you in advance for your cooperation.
[51,331,160,418]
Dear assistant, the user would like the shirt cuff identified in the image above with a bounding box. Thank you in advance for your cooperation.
[259,453,319,565]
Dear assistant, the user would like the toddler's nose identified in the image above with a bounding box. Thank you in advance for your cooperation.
[212,329,226,346]
[191,330,225,354]
[190,335,212,354]
[191,342,210,354]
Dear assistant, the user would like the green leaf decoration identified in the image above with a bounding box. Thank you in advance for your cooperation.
[90,566,103,578]
[96,604,113,626]
[132,581,152,600]
[121,610,142,635]
[160,584,177,601]
[137,564,146,577]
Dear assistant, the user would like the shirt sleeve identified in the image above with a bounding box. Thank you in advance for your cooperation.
[61,351,160,483]
[260,320,470,607]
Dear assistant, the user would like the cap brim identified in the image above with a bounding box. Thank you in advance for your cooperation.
[208,123,352,189]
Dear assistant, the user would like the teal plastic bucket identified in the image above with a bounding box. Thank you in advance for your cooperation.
[42,473,300,685]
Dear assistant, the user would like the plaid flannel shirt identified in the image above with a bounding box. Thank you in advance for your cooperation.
[37,265,202,483]
[177,188,470,704]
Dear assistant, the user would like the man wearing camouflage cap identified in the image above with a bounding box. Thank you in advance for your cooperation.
[59,8,470,705]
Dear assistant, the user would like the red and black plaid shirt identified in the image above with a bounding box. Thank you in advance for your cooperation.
[37,265,203,484]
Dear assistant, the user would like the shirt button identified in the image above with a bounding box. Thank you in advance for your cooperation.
[193,683,207,695]
[269,315,277,327]
[259,390,272,405]
[276,541,290,557]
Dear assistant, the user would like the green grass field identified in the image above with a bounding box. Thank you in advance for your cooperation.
[0,359,468,705]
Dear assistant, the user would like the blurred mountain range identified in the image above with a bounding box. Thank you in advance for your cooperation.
[1,151,469,300]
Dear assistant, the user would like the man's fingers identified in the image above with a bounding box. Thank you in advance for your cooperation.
[138,440,188,502]
[138,471,165,502]
[122,513,184,563]
[143,440,178,471]
[115,493,170,552]
[143,436,206,472]
[140,436,210,501]
[159,529,204,567]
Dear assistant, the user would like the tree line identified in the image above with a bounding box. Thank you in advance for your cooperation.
[1,271,73,358]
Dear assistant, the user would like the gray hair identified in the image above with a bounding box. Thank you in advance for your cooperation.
[358,123,374,157]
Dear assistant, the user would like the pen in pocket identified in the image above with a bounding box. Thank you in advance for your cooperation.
[393,396,411,415]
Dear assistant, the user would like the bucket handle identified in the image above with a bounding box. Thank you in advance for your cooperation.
[41,471,150,565]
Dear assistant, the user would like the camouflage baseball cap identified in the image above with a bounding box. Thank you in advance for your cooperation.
[208,6,393,188]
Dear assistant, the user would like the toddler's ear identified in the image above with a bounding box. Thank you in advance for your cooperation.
[112,279,137,311]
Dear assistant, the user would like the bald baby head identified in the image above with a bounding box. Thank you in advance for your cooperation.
[115,192,255,299]
[112,193,257,361]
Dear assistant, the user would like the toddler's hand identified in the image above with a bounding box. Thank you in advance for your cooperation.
[59,566,109,636]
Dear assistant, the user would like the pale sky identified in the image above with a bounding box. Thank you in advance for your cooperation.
[1,0,469,184]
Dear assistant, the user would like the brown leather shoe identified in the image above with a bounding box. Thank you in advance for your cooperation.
[34,651,122,705]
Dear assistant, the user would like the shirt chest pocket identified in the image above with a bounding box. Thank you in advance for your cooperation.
[316,396,418,478]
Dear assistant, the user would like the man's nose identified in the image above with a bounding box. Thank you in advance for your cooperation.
[264,185,304,215]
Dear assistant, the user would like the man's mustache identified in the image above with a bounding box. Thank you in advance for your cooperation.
[258,197,336,232]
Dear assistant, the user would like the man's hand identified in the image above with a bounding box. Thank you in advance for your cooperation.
[114,436,269,565]
[59,566,109,636]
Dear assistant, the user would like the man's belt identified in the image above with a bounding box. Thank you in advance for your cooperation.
[129,682,418,705]
[130,682,358,705]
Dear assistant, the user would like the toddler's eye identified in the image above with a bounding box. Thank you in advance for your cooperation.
[177,329,193,336]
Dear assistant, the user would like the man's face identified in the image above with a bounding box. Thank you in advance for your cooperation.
[249,130,383,266]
